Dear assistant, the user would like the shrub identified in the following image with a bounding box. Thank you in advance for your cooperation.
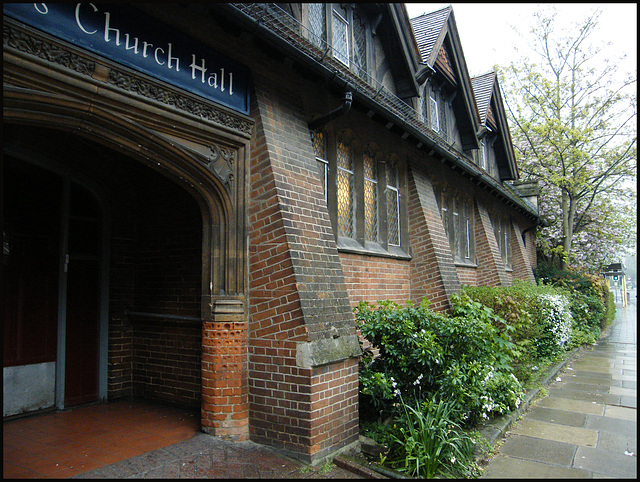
[355,297,523,426]
[462,281,574,381]
[536,293,572,356]
[534,262,614,342]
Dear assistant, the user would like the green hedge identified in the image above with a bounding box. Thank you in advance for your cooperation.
[356,296,524,427]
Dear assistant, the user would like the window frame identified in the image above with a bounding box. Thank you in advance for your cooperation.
[311,130,329,202]
[363,147,379,243]
[429,94,440,133]
[332,7,350,66]
[491,213,511,269]
[311,127,409,259]
[437,186,476,265]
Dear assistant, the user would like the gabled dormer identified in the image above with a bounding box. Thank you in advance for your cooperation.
[410,6,480,151]
[471,71,518,181]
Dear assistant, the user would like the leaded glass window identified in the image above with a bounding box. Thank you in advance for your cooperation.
[439,94,448,137]
[439,188,474,262]
[337,138,355,238]
[463,200,472,260]
[311,130,328,202]
[309,3,326,49]
[386,162,400,246]
[452,198,460,256]
[429,95,439,133]
[480,140,487,170]
[492,215,510,267]
[332,9,349,66]
[353,12,367,76]
[364,151,378,242]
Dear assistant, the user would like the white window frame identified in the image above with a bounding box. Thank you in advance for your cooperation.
[332,9,349,66]
[480,139,487,170]
[429,95,440,133]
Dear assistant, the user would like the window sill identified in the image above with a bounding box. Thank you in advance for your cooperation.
[337,237,412,261]
[454,258,478,268]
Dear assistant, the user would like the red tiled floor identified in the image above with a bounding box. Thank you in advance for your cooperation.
[3,400,200,479]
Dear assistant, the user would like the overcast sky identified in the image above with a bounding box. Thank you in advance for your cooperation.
[404,3,638,78]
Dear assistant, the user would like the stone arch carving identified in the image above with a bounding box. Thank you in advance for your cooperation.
[3,85,247,319]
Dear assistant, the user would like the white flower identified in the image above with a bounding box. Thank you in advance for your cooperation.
[450,456,456,464]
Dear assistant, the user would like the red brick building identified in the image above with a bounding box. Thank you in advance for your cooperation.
[3,3,538,464]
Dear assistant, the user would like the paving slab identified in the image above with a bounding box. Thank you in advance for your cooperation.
[548,388,621,404]
[596,430,637,455]
[619,395,637,408]
[535,396,604,415]
[585,414,637,436]
[573,446,638,478]
[508,419,598,447]
[604,405,637,420]
[610,386,637,397]
[563,374,621,387]
[480,455,589,479]
[498,434,577,466]
[551,381,611,394]
[526,406,587,427]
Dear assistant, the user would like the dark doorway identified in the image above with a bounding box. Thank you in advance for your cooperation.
[64,183,103,406]
[3,156,104,409]
[3,158,60,369]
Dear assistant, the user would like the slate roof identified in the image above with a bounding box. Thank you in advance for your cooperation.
[409,6,451,65]
[471,71,496,125]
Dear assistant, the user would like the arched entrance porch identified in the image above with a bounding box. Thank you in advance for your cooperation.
[3,81,250,439]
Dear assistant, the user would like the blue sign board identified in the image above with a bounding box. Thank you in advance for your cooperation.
[4,3,250,114]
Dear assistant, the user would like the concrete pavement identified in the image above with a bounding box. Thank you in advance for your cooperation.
[481,291,637,478]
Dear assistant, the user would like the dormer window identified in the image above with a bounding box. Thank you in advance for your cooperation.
[307,4,369,77]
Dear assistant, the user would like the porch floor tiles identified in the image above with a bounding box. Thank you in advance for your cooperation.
[3,400,200,479]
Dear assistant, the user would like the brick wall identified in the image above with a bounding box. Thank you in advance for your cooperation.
[248,75,360,463]
[474,202,509,287]
[201,318,248,439]
[132,320,201,409]
[104,163,203,409]
[456,265,478,287]
[407,160,461,311]
[107,235,135,398]
[339,253,411,307]
[508,218,536,283]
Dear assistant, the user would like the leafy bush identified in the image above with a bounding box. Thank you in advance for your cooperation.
[462,281,574,381]
[356,297,524,426]
[534,262,614,342]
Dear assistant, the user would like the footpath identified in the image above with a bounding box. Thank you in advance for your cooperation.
[480,292,637,478]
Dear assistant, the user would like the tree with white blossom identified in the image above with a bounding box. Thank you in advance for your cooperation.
[499,6,637,271]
